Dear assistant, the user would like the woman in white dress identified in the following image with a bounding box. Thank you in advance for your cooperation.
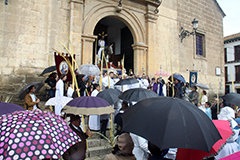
[55,74,67,115]
[88,84,101,131]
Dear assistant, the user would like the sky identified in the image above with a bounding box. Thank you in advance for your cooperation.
[217,0,240,37]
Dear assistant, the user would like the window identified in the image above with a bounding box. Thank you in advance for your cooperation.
[225,67,228,82]
[235,65,240,81]
[224,48,227,63]
[234,45,240,61]
[196,33,205,57]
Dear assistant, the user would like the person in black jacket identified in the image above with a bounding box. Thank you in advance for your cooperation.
[211,98,221,120]
[44,72,57,98]
[114,101,129,136]
[63,114,91,160]
[77,74,87,97]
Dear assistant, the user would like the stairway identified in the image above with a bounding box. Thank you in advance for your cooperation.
[85,131,112,159]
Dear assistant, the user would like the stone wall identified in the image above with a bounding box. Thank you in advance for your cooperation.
[0,0,71,105]
[0,0,225,105]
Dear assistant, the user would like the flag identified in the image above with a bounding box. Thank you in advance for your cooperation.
[189,71,198,88]
[54,52,75,82]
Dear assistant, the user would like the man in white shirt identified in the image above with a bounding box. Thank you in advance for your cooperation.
[102,72,115,89]
[130,133,149,160]
[140,75,149,89]
[24,85,40,110]
[89,84,101,131]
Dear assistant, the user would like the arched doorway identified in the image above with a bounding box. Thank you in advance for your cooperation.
[93,17,134,74]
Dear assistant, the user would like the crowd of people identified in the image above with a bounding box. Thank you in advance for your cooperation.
[22,71,240,160]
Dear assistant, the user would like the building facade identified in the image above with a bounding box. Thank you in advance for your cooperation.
[0,0,225,102]
[224,33,240,93]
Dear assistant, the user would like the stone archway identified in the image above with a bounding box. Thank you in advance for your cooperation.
[81,4,148,75]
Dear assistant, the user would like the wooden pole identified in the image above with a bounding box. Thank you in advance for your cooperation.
[230,70,235,93]
[171,58,175,97]
[99,50,104,91]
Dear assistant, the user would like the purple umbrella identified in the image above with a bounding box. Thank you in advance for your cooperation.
[0,102,25,116]
[63,96,114,115]
[0,110,81,160]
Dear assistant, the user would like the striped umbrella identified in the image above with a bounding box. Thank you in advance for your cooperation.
[62,96,114,115]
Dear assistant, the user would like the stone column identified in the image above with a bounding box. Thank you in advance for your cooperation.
[145,4,159,75]
[81,34,97,64]
[69,0,84,65]
[132,43,148,76]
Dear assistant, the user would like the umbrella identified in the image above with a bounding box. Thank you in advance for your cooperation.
[176,120,234,160]
[0,102,25,116]
[45,96,73,107]
[122,97,221,152]
[192,83,209,90]
[18,82,44,100]
[115,78,139,85]
[219,151,240,160]
[168,73,186,83]
[40,66,56,76]
[222,93,240,107]
[118,88,158,102]
[154,71,170,77]
[0,110,81,160]
[78,64,100,76]
[63,96,114,115]
[97,88,122,105]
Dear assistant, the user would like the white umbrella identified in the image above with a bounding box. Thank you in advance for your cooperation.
[192,83,209,90]
[78,64,100,76]
[45,96,73,107]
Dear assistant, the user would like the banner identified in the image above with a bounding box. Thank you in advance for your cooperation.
[54,52,75,82]
[189,71,198,88]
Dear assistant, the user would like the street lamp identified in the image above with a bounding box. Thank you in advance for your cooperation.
[179,18,198,43]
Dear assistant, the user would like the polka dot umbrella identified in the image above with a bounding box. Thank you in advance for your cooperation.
[0,110,81,160]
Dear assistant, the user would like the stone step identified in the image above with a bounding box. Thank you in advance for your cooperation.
[86,145,112,158]
[87,139,110,148]
[85,155,105,160]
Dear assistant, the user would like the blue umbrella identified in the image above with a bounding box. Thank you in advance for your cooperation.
[173,74,186,83]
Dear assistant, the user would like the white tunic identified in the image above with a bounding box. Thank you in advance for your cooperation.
[89,89,100,131]
[102,76,115,89]
[55,79,64,115]
[140,79,149,89]
[67,87,74,98]
[97,40,105,58]
[130,133,149,160]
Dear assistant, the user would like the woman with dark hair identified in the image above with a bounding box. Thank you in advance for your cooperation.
[199,90,208,111]
[55,74,67,115]
[77,74,87,96]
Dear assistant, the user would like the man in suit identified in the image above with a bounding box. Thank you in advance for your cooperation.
[24,85,40,110]
[63,115,91,160]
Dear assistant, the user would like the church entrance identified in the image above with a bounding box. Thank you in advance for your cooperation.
[93,17,134,74]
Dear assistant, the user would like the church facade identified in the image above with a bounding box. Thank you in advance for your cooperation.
[0,0,225,100]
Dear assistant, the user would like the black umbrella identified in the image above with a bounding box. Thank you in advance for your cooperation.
[115,78,139,85]
[122,97,221,152]
[97,88,122,105]
[40,66,56,76]
[222,92,240,106]
[18,82,44,100]
[119,88,158,102]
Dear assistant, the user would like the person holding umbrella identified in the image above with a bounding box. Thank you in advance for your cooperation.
[24,85,40,110]
[63,114,91,160]
[188,86,199,106]
[174,79,183,99]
